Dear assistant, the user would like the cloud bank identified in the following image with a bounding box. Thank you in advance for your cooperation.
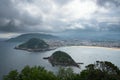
[0,0,120,33]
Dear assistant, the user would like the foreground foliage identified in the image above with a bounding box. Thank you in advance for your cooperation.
[3,61,120,80]
[3,66,56,80]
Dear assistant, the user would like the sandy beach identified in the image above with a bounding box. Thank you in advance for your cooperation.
[69,46,120,51]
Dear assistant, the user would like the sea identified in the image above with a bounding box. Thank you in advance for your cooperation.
[0,40,120,80]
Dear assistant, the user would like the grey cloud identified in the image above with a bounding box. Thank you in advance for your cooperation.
[19,13,43,26]
[0,0,44,32]
[0,19,23,32]
[0,0,21,32]
[0,0,120,33]
[70,18,120,32]
[53,0,72,5]
[0,0,19,19]
[96,0,120,8]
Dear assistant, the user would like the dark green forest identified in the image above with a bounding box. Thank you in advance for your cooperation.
[18,38,49,49]
[3,61,120,80]
[48,51,79,67]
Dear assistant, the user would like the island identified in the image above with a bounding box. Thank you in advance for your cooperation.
[43,51,80,67]
[15,38,52,52]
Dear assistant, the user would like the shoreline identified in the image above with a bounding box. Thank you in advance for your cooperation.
[15,45,120,52]
[14,46,57,52]
[68,45,120,50]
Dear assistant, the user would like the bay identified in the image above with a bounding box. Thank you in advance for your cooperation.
[0,41,120,80]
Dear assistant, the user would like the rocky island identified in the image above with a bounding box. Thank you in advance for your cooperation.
[15,38,52,52]
[43,51,80,67]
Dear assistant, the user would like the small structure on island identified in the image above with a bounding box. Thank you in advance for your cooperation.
[15,38,50,52]
[43,51,80,67]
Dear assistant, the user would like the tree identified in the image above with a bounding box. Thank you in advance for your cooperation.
[3,61,120,80]
[3,70,19,80]
[3,66,57,80]
[57,67,76,80]
[80,61,120,80]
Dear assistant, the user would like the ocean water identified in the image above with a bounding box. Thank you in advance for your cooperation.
[0,41,120,80]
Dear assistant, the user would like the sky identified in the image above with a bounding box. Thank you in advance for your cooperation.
[0,0,120,38]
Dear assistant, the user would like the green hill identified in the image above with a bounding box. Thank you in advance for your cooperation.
[15,38,50,52]
[44,51,79,67]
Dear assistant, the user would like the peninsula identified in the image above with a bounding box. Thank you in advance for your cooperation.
[15,38,51,52]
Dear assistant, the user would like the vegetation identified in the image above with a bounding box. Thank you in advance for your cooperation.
[3,66,57,80]
[15,38,50,52]
[57,67,77,80]
[18,38,49,49]
[3,61,120,80]
[79,61,120,80]
[45,51,79,67]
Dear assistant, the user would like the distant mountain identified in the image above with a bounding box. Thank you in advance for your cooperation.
[7,33,58,42]
[15,38,50,52]
[59,31,120,41]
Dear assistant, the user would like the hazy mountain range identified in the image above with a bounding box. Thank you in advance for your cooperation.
[6,31,120,43]
[6,33,58,42]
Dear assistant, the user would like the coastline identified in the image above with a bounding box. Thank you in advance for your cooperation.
[14,46,56,52]
[69,45,120,51]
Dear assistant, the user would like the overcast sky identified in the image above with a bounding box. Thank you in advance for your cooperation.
[0,0,120,38]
